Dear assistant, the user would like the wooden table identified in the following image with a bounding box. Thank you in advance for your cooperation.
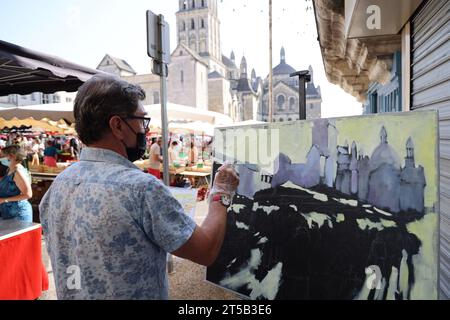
[29,172,59,222]
[30,172,59,182]
[179,171,211,188]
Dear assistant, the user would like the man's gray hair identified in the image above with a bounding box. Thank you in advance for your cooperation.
[74,74,146,145]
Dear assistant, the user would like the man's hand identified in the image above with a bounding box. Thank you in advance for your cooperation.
[210,163,239,198]
[173,162,240,266]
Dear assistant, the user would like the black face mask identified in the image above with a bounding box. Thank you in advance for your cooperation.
[122,121,147,162]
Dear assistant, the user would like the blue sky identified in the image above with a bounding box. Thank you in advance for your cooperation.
[0,0,362,117]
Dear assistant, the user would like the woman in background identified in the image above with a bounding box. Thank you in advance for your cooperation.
[189,141,199,165]
[31,138,42,166]
[43,140,58,167]
[168,140,179,165]
[0,145,33,222]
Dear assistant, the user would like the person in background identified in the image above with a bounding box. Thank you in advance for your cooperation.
[43,140,58,167]
[53,137,62,151]
[69,136,80,160]
[148,136,163,179]
[205,138,214,160]
[38,138,45,160]
[62,142,72,156]
[14,134,22,148]
[7,133,16,145]
[0,145,33,222]
[0,138,7,150]
[188,141,199,165]
[168,140,179,165]
[31,138,42,166]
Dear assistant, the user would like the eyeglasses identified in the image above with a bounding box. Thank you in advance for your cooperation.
[125,116,151,131]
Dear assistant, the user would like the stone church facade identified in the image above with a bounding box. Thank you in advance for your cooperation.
[258,48,322,122]
[172,0,260,122]
[97,0,321,123]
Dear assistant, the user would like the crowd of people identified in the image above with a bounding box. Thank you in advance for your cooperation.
[0,133,81,167]
[145,134,211,181]
[0,126,211,222]
[0,133,82,222]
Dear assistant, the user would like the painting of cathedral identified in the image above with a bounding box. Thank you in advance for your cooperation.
[207,111,439,300]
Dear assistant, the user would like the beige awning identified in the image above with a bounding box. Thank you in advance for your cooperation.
[0,103,75,122]
[168,121,215,136]
[0,102,234,129]
[144,103,233,126]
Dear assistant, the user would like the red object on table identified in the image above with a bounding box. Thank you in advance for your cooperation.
[0,226,49,300]
[57,154,74,162]
[147,168,161,179]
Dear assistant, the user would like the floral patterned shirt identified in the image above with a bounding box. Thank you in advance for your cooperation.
[39,147,196,299]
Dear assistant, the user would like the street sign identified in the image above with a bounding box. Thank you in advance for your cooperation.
[146,9,172,272]
[146,10,170,64]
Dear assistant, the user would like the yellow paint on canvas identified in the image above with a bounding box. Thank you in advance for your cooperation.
[277,121,312,163]
[406,213,438,300]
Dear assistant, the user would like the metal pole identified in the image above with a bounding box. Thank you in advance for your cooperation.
[268,0,273,123]
[160,67,170,187]
[299,77,306,120]
[157,14,173,274]
[158,14,170,188]
[290,70,310,121]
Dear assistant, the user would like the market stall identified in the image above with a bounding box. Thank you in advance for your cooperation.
[0,102,227,216]
[132,119,216,200]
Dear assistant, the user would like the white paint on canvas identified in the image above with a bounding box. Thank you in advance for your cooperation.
[236,221,250,230]
[257,237,269,245]
[302,212,333,229]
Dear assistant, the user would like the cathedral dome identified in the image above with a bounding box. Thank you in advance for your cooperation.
[273,47,296,76]
[273,62,297,76]
[369,126,401,171]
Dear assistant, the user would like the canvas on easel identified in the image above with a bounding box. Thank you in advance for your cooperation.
[206,111,439,300]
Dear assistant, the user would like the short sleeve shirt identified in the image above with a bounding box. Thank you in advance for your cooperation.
[44,146,58,157]
[39,147,196,299]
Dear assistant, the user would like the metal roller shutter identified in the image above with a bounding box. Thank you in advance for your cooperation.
[411,0,450,299]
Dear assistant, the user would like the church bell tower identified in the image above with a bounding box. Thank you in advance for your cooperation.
[176,0,221,61]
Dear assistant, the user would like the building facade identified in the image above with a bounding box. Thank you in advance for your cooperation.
[0,91,76,108]
[96,54,137,77]
[167,44,210,110]
[95,1,322,124]
[258,48,322,122]
[172,0,259,121]
[363,51,402,115]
